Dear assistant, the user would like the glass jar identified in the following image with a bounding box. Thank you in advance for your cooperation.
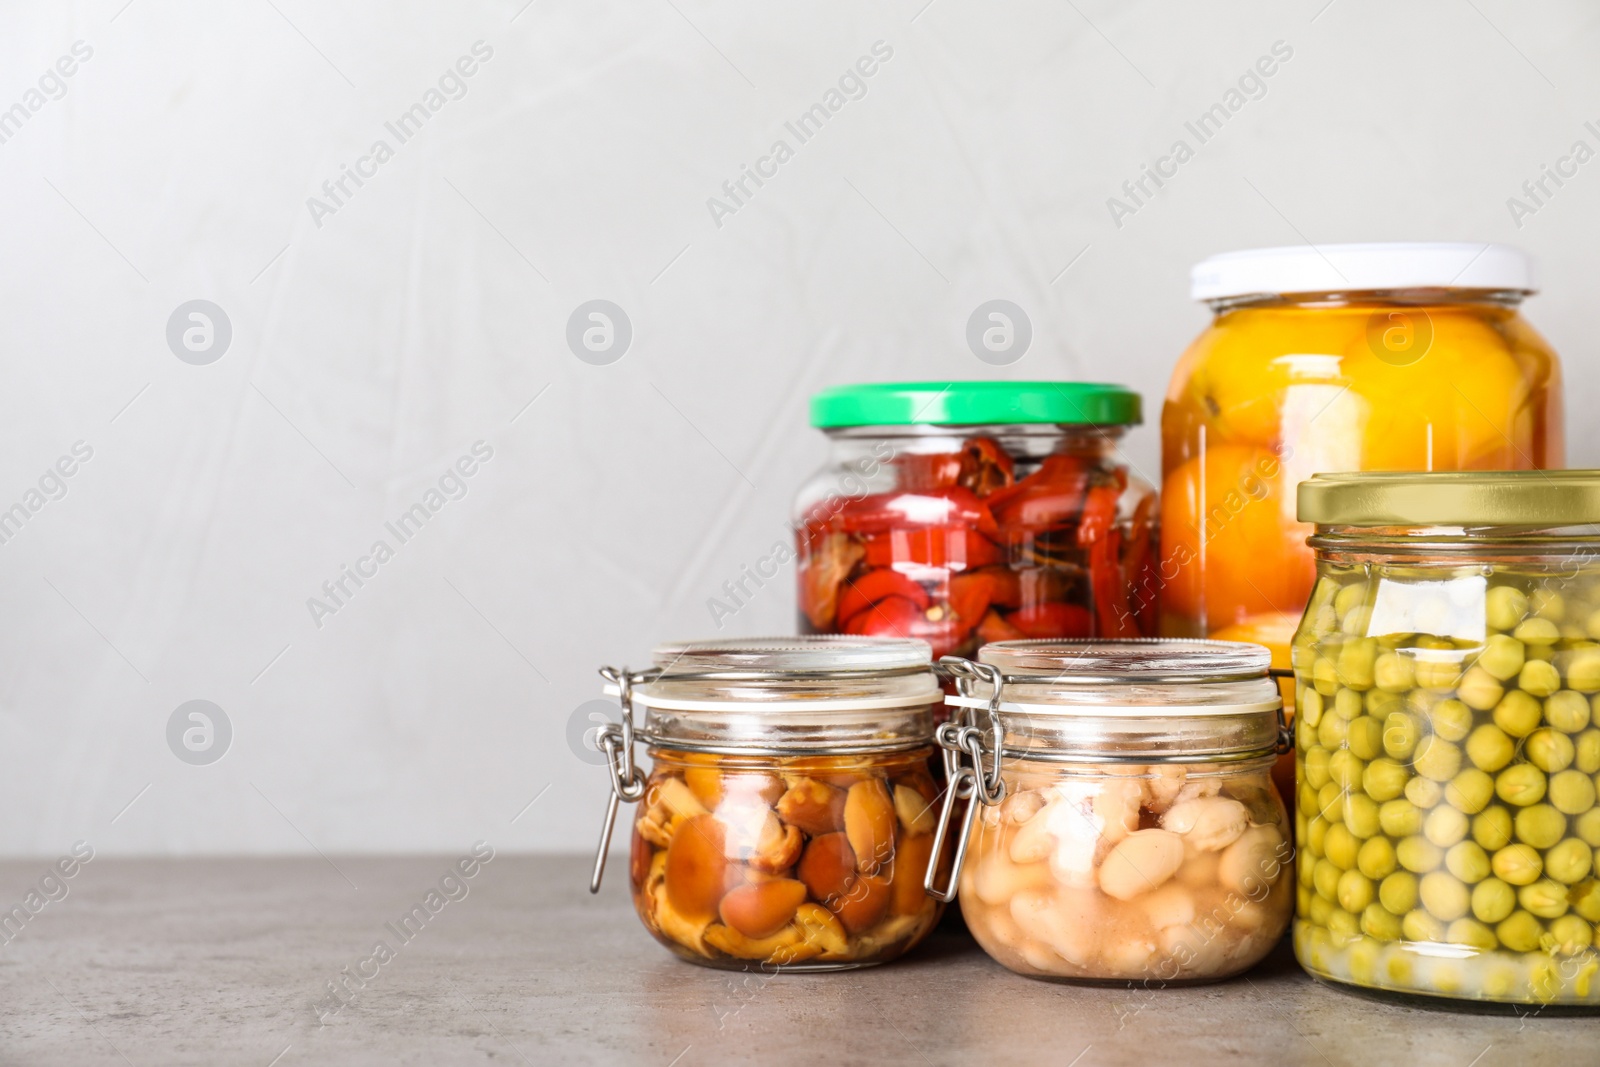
[589,636,946,970]
[1293,471,1600,1005]
[932,639,1294,983]
[1160,242,1564,653]
[795,381,1157,661]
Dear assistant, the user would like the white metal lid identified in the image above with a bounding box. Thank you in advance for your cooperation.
[1190,242,1534,302]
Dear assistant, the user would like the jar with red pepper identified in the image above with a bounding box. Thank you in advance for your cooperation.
[794,382,1156,658]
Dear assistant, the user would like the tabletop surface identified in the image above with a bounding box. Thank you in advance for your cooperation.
[4,853,1599,1066]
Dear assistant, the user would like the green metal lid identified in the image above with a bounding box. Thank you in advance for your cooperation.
[1299,470,1600,526]
[810,381,1141,429]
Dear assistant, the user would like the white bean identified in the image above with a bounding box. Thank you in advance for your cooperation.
[1161,796,1249,852]
[1098,829,1184,900]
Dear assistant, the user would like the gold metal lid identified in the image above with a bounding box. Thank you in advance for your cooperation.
[1298,470,1600,527]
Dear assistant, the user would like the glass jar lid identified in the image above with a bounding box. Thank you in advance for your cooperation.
[1298,470,1600,529]
[1190,242,1533,301]
[809,381,1141,429]
[949,639,1283,763]
[614,636,940,755]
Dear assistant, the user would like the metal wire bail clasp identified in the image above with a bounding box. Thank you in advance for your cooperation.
[589,665,650,894]
[924,656,1008,902]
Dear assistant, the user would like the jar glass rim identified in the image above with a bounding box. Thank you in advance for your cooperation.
[650,635,931,676]
[976,638,1271,683]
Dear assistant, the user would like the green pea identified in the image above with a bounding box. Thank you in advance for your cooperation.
[1459,667,1506,711]
[1318,782,1344,821]
[1318,711,1349,750]
[1304,745,1332,790]
[1520,659,1564,698]
[1420,871,1470,921]
[1473,807,1514,851]
[1372,652,1415,693]
[1487,585,1530,632]
[1516,804,1567,849]
[1383,711,1420,760]
[1546,837,1594,885]
[1308,894,1333,927]
[1544,691,1592,735]
[1403,909,1447,942]
[1572,881,1600,922]
[1548,914,1592,954]
[1492,843,1544,885]
[1346,717,1384,761]
[1329,750,1366,791]
[1334,687,1364,721]
[1550,769,1597,815]
[1337,638,1377,690]
[1414,656,1463,692]
[1379,870,1419,914]
[1531,588,1566,622]
[1430,699,1474,743]
[1575,728,1600,774]
[1405,776,1443,809]
[1445,840,1491,884]
[1569,649,1600,693]
[1471,877,1516,923]
[1313,858,1342,900]
[1361,903,1403,941]
[1478,634,1526,682]
[1493,690,1543,738]
[1324,823,1359,870]
[1296,714,1317,750]
[1366,688,1402,718]
[1587,607,1600,641]
[1497,910,1546,952]
[1413,736,1461,782]
[1466,724,1516,773]
[1496,764,1548,806]
[1397,836,1443,874]
[1334,581,1369,620]
[1338,869,1375,913]
[1299,687,1325,728]
[1576,808,1600,847]
[1445,769,1494,814]
[1446,917,1497,950]
[1343,793,1381,838]
[1514,617,1561,645]
[1362,758,1409,803]
[1527,728,1576,773]
[1358,836,1397,880]
[1424,805,1469,848]
[1299,780,1319,817]
[1518,879,1570,919]
[1313,657,1340,697]
[1327,907,1360,942]
[1380,799,1423,838]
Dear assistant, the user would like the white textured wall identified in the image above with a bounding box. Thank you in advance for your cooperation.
[3,0,1598,856]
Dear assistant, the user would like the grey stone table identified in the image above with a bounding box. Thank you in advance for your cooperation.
[4,854,1599,1065]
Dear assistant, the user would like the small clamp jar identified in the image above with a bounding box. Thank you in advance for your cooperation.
[589,636,946,970]
[929,639,1294,983]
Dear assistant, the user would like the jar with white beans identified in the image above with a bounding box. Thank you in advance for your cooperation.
[929,640,1294,983]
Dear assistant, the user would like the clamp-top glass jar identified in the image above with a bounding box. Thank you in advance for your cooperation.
[931,640,1294,983]
[795,381,1156,659]
[589,636,945,970]
[1293,471,1600,1006]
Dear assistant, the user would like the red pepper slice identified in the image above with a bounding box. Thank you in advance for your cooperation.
[977,609,1028,644]
[1076,483,1121,547]
[842,594,924,638]
[861,527,1004,571]
[957,437,1014,497]
[836,568,931,630]
[798,532,866,629]
[835,488,998,538]
[1008,602,1092,638]
[989,455,1090,529]
[947,572,995,636]
[1089,528,1140,638]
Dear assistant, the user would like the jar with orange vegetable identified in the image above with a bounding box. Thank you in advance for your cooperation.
[588,637,946,970]
[1159,244,1564,742]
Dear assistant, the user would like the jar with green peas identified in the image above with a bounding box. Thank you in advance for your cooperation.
[1292,471,1600,1006]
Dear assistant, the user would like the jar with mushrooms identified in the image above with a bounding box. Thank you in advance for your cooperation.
[591,637,946,970]
[935,640,1293,982]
